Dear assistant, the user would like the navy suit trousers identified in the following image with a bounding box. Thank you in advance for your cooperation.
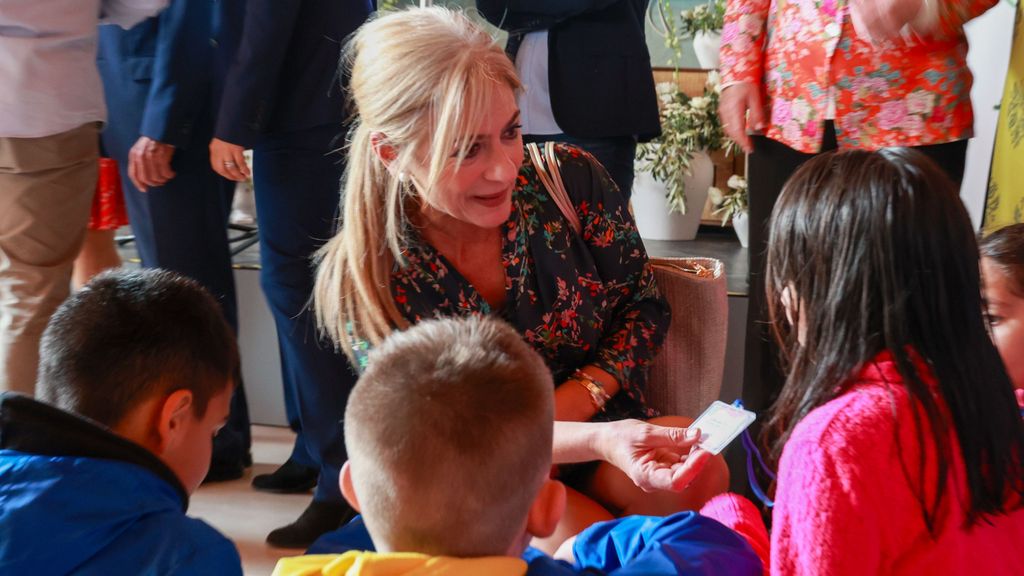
[105,129,252,463]
[253,124,356,503]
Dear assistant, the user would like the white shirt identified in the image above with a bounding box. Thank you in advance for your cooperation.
[514,31,564,136]
[0,0,167,138]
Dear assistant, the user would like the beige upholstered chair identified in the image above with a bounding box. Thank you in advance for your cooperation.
[645,257,728,418]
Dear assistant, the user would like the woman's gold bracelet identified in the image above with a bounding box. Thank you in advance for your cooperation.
[573,369,611,412]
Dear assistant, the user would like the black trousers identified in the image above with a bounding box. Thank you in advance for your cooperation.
[742,123,969,425]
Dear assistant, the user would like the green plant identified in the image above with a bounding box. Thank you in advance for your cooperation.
[641,0,734,214]
[709,175,748,225]
[678,0,726,37]
[636,80,736,214]
[649,0,684,71]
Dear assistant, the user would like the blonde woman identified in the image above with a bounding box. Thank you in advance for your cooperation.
[315,7,728,552]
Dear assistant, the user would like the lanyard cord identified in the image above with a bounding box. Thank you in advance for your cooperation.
[733,399,776,508]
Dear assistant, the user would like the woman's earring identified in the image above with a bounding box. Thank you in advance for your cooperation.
[398,171,407,183]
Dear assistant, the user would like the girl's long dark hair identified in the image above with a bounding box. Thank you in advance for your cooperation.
[764,148,1024,529]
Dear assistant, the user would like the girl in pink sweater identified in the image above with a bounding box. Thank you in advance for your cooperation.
[717,149,1024,575]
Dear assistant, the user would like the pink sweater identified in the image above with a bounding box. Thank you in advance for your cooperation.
[704,353,1024,575]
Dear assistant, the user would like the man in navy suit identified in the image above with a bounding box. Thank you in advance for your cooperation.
[209,0,374,548]
[96,0,251,479]
[476,0,660,198]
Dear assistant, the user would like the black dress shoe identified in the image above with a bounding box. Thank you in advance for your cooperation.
[203,452,253,484]
[266,500,357,549]
[252,459,318,494]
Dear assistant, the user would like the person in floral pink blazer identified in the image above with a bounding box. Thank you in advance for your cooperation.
[717,0,997,423]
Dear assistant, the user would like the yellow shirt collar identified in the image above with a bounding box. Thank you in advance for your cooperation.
[273,550,529,576]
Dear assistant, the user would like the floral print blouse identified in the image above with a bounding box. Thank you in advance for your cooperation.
[390,144,670,422]
[720,0,997,153]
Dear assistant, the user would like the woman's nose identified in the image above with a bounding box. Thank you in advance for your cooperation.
[485,143,520,182]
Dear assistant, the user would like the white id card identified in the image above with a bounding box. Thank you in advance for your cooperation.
[689,401,756,455]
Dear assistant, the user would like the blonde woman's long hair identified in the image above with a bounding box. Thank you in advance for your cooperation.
[314,7,521,360]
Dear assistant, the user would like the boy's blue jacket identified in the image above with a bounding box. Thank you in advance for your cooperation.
[0,393,242,575]
[304,510,763,575]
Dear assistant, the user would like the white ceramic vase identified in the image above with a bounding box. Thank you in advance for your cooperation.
[693,30,722,70]
[732,209,750,247]
[632,151,714,241]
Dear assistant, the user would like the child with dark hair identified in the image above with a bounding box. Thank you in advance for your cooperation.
[0,269,242,575]
[980,224,1024,405]
[274,316,764,575]
[708,149,1024,575]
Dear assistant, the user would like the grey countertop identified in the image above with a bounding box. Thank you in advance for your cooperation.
[118,224,750,296]
[644,228,748,296]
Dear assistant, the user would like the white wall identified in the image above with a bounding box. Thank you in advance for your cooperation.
[963,2,1016,228]
[235,268,288,426]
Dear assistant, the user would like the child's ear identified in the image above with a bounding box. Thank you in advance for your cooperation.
[154,389,194,455]
[526,478,566,539]
[340,460,361,513]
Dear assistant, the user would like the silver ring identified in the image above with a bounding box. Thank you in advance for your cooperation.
[223,161,237,168]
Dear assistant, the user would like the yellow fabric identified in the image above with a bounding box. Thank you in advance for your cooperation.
[272,551,529,576]
[986,1,1024,231]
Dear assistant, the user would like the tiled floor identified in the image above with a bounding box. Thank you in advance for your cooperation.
[190,425,310,576]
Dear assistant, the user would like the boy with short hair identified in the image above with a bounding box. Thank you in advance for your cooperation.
[0,269,243,575]
[274,316,763,575]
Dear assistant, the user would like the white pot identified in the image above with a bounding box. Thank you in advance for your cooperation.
[632,151,714,241]
[732,209,750,247]
[693,31,722,70]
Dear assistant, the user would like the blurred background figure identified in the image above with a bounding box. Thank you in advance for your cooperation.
[476,0,660,198]
[209,0,375,549]
[97,0,252,481]
[718,0,997,439]
[0,0,168,396]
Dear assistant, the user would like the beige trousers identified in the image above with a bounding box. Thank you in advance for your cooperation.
[0,123,98,395]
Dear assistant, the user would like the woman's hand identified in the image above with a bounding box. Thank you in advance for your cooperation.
[719,82,767,154]
[209,138,251,182]
[598,419,712,493]
[850,0,928,42]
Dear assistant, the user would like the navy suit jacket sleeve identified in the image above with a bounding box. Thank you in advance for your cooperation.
[139,0,211,149]
[476,0,620,33]
[214,0,303,148]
